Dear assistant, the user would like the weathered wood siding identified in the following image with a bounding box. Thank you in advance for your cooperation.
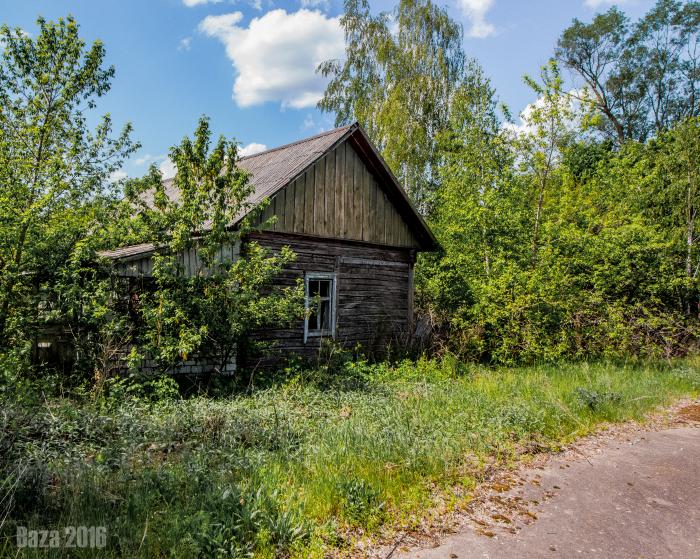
[256,142,419,248]
[246,231,415,368]
[112,243,239,278]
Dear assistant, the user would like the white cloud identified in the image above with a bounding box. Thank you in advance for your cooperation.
[1,28,30,50]
[301,113,315,131]
[458,0,496,39]
[199,9,345,109]
[109,170,128,183]
[131,153,176,178]
[503,89,585,137]
[239,142,268,157]
[134,153,167,166]
[178,37,192,51]
[183,0,222,6]
[159,158,177,179]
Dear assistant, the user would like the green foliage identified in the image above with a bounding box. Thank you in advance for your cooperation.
[555,0,700,142]
[573,387,622,411]
[337,478,386,525]
[419,55,700,364]
[1,359,697,556]
[0,16,137,359]
[118,117,304,379]
[318,0,467,211]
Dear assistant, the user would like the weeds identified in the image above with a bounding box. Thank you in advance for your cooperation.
[0,358,698,557]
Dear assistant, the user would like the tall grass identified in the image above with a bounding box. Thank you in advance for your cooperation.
[1,359,698,557]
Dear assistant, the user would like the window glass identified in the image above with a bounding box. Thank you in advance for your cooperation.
[305,276,334,338]
[309,280,320,297]
[320,299,331,330]
[319,281,330,297]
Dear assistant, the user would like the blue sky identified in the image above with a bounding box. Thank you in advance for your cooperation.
[2,0,654,179]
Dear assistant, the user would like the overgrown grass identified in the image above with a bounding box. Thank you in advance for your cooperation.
[1,358,698,557]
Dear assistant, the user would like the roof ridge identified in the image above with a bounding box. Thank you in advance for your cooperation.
[238,122,356,161]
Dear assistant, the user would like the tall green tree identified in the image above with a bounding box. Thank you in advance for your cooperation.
[417,64,524,358]
[515,62,579,265]
[0,16,137,348]
[556,0,700,143]
[318,0,466,212]
[123,117,303,377]
[636,117,700,315]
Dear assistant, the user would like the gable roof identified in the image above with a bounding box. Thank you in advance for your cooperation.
[238,124,355,205]
[102,123,437,259]
[230,122,436,250]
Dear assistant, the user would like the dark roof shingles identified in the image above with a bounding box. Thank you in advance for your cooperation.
[157,124,353,218]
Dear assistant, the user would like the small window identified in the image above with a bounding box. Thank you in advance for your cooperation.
[304,273,336,342]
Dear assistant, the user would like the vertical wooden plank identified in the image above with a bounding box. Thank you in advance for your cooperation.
[362,169,371,241]
[335,144,344,238]
[275,183,294,231]
[375,186,384,243]
[315,155,325,236]
[358,165,365,240]
[367,175,377,242]
[383,192,390,245]
[348,147,356,238]
[344,143,353,238]
[352,149,363,239]
[273,190,283,231]
[384,200,392,245]
[358,154,365,240]
[392,201,400,245]
[304,168,314,234]
[387,199,395,245]
[394,202,402,245]
[326,149,335,237]
[293,176,304,232]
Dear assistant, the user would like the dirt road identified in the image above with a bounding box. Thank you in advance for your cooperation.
[399,407,700,559]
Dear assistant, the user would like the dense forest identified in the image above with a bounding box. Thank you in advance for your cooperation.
[320,0,700,364]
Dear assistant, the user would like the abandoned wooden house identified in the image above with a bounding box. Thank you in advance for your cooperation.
[101,123,437,371]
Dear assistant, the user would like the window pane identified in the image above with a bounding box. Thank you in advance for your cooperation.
[308,307,318,331]
[306,276,334,335]
[320,300,330,330]
[309,280,320,297]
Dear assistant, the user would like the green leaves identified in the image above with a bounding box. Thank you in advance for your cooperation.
[419,61,700,363]
[126,117,304,376]
[555,0,700,143]
[0,15,137,356]
[318,0,467,213]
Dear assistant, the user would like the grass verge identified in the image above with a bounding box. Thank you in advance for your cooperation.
[1,358,699,557]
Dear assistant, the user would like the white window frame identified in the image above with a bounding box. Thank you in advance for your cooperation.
[304,272,336,343]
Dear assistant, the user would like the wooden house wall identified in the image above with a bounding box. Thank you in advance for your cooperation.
[246,231,414,368]
[256,141,420,248]
[112,242,239,278]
